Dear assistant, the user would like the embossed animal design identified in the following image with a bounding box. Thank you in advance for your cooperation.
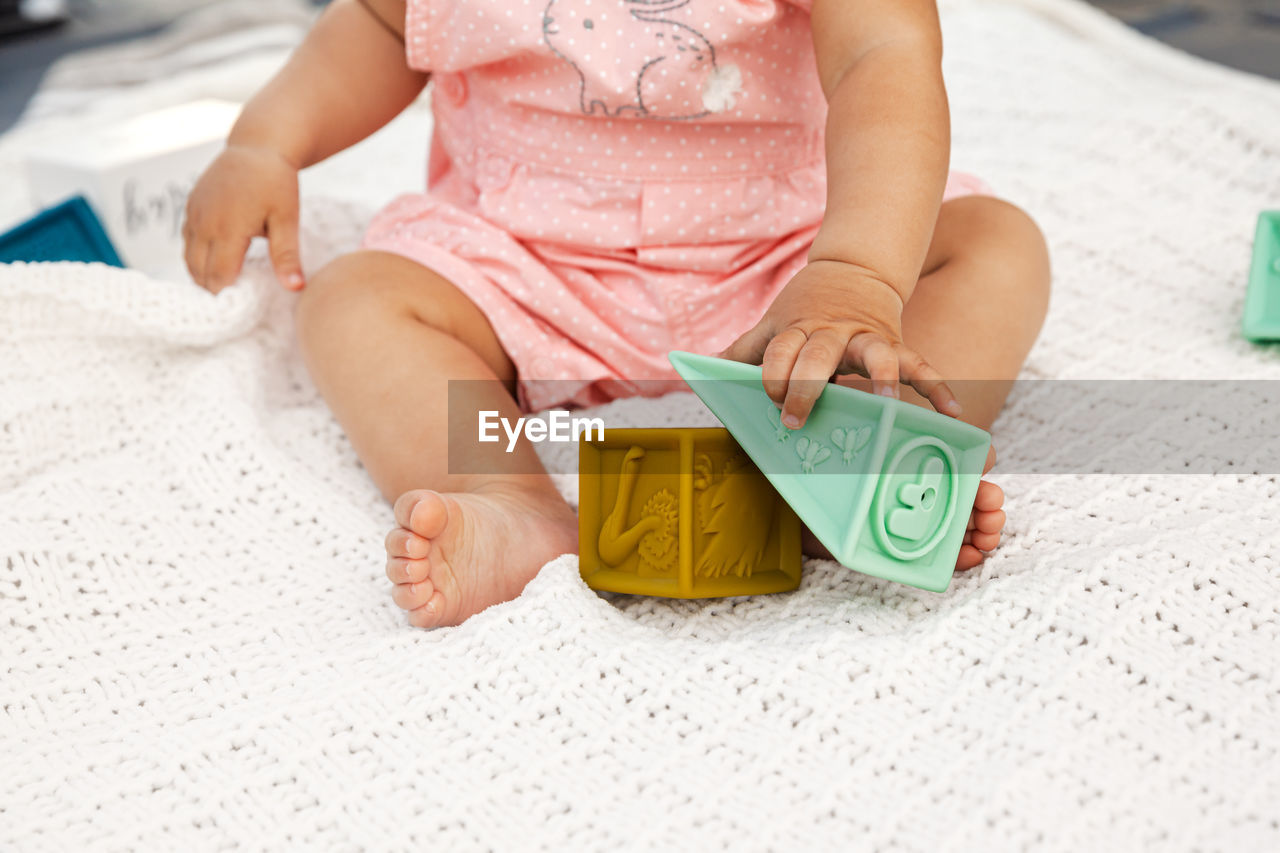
[693,451,775,578]
[887,456,946,541]
[598,445,679,574]
[794,436,831,473]
[542,0,740,118]
[830,425,872,465]
[767,407,791,443]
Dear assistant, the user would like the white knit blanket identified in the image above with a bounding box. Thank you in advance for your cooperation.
[3,1,1280,848]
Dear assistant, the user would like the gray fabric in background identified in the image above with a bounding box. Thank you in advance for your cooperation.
[36,1,312,90]
[1092,0,1280,78]
[0,0,319,132]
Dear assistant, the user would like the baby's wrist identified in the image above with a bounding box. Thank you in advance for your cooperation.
[222,140,303,173]
[225,117,308,171]
[803,257,907,308]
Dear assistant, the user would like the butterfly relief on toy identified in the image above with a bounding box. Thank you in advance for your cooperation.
[829,425,872,464]
[766,406,791,443]
[794,436,831,473]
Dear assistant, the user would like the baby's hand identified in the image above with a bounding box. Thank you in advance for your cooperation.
[720,259,962,428]
[182,144,303,293]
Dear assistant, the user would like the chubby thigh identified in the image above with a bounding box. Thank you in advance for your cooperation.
[360,191,820,411]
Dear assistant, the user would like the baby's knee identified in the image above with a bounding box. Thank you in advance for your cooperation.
[950,196,1051,314]
[294,251,421,344]
[980,198,1048,274]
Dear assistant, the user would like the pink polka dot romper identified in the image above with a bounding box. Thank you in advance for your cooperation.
[363,0,988,412]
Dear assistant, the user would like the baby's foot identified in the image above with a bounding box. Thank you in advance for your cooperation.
[383,484,578,628]
[956,445,1004,571]
[957,479,1004,571]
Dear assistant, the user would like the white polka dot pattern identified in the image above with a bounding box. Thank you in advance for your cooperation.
[364,167,983,411]
[373,0,987,409]
[407,0,824,163]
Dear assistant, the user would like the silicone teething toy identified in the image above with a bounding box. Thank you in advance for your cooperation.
[1243,211,1280,342]
[667,350,991,592]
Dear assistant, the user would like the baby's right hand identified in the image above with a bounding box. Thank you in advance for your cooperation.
[182,144,303,293]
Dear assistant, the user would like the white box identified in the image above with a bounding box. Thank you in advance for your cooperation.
[24,99,241,280]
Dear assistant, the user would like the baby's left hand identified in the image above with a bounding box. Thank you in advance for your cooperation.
[720,259,962,428]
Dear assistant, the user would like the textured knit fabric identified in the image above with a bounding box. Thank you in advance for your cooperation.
[4,0,1280,849]
[364,0,986,410]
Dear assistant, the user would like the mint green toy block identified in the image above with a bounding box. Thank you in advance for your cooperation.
[668,350,991,592]
[1243,211,1280,342]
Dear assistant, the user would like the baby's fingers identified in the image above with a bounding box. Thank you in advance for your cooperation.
[897,347,963,417]
[760,327,806,406]
[845,333,900,399]
[204,234,251,293]
[780,328,845,428]
[184,235,210,288]
[718,321,773,366]
[267,206,305,291]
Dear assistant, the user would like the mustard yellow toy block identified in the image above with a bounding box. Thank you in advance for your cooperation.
[578,428,803,599]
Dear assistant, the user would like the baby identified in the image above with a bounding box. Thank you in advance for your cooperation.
[184,0,1050,627]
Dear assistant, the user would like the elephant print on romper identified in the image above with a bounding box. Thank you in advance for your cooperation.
[542,0,744,119]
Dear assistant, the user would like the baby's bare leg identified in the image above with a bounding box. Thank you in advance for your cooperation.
[295,250,577,628]
[898,195,1051,428]
[831,195,1051,568]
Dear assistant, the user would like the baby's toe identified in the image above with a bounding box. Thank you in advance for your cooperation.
[385,527,431,559]
[393,489,450,539]
[386,555,431,585]
[392,579,436,612]
[407,590,450,629]
[970,530,1001,552]
[956,544,984,571]
[975,508,1006,535]
[974,481,1004,512]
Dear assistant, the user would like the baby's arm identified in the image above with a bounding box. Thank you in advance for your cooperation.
[183,0,425,292]
[722,0,959,426]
